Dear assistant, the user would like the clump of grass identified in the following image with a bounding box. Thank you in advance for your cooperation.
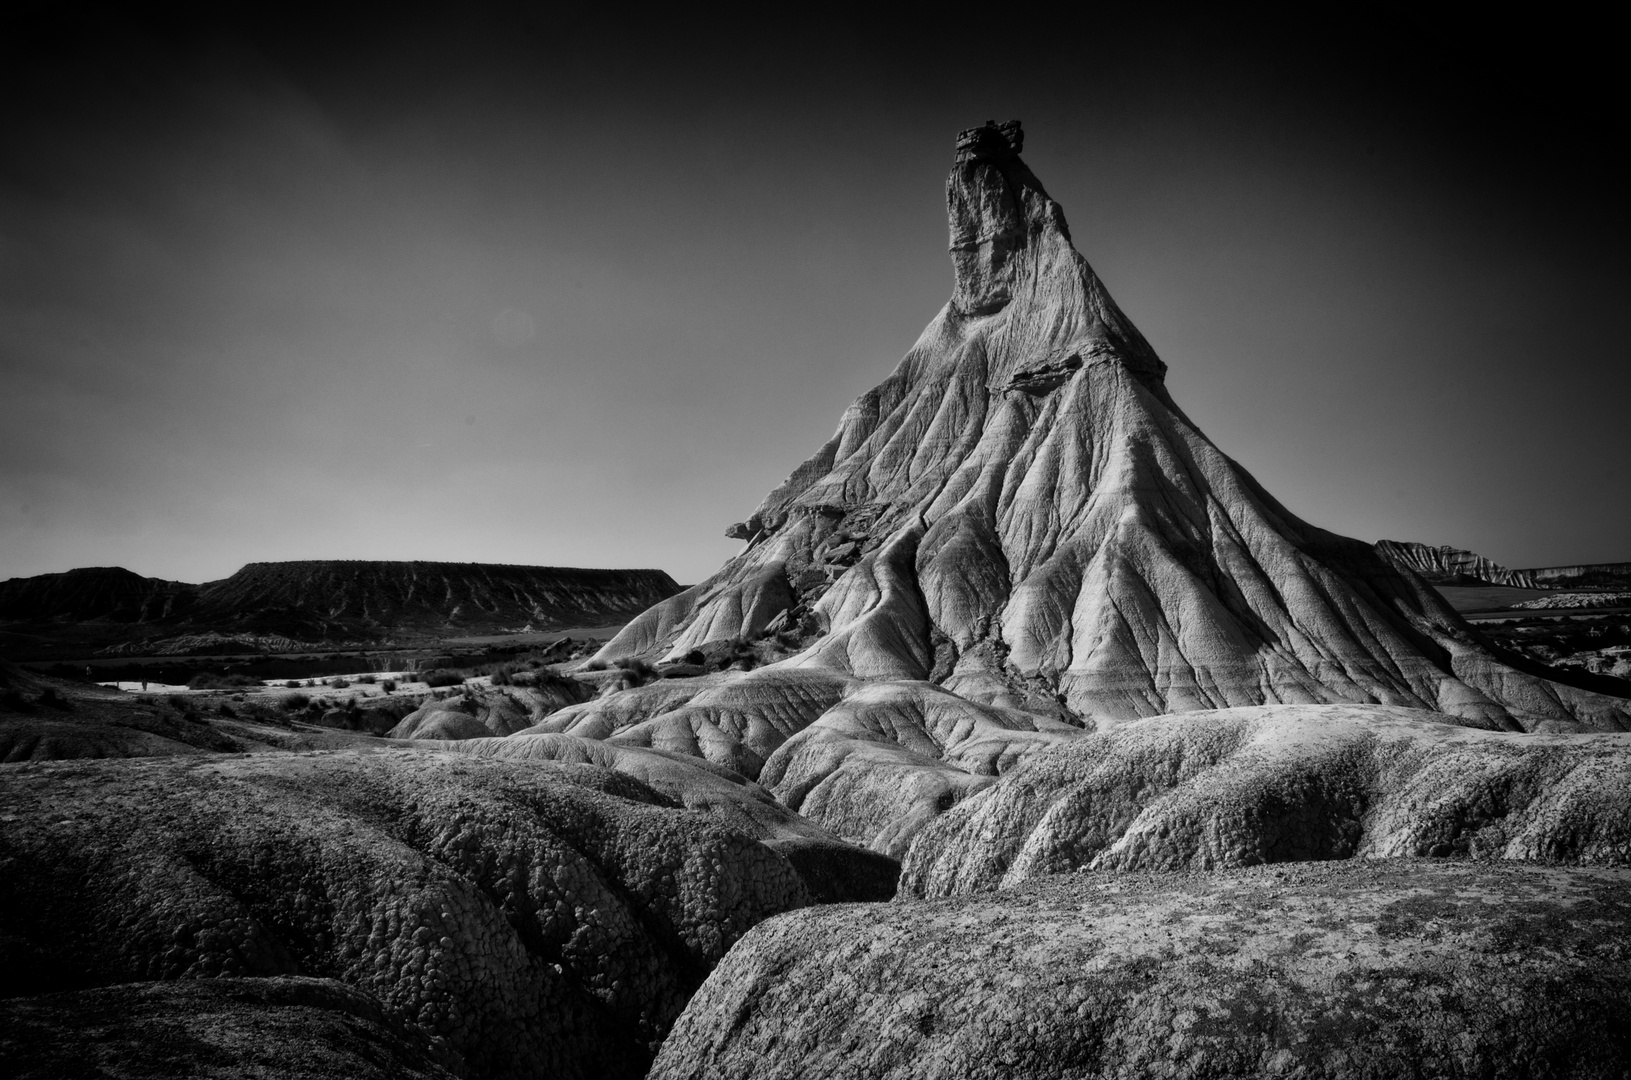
[381,679,397,693]
[421,670,464,688]
[282,692,311,712]
[489,662,530,686]
[357,673,376,684]
[283,680,301,690]
[613,657,661,689]
[328,677,350,690]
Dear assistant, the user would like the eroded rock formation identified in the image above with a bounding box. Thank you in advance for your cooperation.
[516,667,1083,855]
[425,732,900,902]
[594,120,1630,736]
[8,120,1631,1079]
[899,703,1631,897]
[1525,561,1631,589]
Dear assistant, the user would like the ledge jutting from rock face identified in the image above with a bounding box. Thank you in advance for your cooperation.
[595,120,1629,734]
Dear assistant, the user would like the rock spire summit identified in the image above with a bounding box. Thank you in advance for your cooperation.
[595,122,1629,737]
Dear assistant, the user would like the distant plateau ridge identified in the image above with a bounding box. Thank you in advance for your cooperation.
[1374,539,1631,590]
[0,561,682,654]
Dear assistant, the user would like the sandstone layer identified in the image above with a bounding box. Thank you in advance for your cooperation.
[1374,539,1540,587]
[1524,561,1631,589]
[592,120,1629,736]
[650,861,1631,1080]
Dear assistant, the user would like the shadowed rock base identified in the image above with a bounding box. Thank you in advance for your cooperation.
[651,861,1631,1080]
[0,977,460,1079]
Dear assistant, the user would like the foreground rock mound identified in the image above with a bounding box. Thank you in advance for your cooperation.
[0,976,458,1080]
[903,704,1631,896]
[0,750,814,1080]
[389,688,543,741]
[526,667,1080,854]
[594,120,1629,734]
[425,732,901,902]
[651,861,1631,1080]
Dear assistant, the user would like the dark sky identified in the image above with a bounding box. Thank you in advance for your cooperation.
[1,4,1625,585]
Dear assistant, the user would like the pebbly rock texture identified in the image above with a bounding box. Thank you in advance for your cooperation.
[1374,539,1540,587]
[649,861,1631,1080]
[0,749,813,1080]
[900,704,1631,898]
[0,976,459,1079]
[592,120,1630,735]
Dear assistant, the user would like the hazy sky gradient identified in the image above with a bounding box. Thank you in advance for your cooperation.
[2,5,1625,585]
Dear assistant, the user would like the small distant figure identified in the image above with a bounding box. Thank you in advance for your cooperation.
[85,666,93,681]
[141,679,148,692]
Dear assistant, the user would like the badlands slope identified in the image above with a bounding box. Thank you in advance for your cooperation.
[593,120,1628,736]
[517,119,1631,863]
